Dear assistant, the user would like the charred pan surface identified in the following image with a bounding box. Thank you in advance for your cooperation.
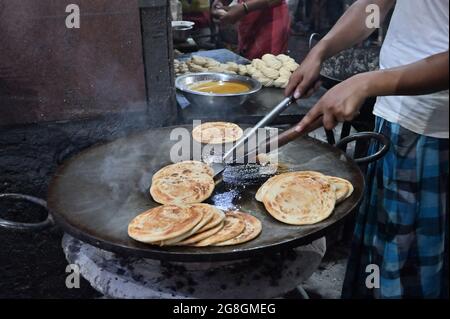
[47,125,364,262]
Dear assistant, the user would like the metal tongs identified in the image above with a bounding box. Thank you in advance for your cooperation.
[211,96,296,177]
[211,95,325,178]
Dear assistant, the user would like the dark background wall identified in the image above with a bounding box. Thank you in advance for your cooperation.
[0,0,175,297]
[0,0,147,126]
[0,114,156,298]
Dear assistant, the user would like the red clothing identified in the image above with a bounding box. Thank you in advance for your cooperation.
[183,11,211,30]
[237,0,290,59]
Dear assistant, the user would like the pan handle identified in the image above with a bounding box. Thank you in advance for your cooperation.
[335,132,390,165]
[309,33,320,50]
[0,193,54,231]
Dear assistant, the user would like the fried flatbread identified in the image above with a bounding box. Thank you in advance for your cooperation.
[192,122,243,145]
[262,174,336,225]
[255,171,325,202]
[214,212,262,246]
[192,212,246,247]
[196,206,225,232]
[175,221,224,246]
[326,176,354,203]
[128,205,202,243]
[152,160,214,181]
[161,203,215,245]
[150,173,215,205]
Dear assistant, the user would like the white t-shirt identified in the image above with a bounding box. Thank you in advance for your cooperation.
[373,0,449,138]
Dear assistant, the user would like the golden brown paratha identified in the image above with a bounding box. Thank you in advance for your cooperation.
[326,176,354,203]
[196,206,225,232]
[150,173,214,205]
[152,160,214,181]
[127,205,202,244]
[150,160,215,205]
[161,203,216,246]
[214,212,262,246]
[175,221,224,246]
[255,171,325,202]
[192,122,243,144]
[262,174,336,225]
[192,212,246,247]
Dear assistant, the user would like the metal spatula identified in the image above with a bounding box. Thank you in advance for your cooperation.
[211,114,324,179]
[210,96,296,178]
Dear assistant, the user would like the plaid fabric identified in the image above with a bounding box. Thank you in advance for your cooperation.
[342,117,449,299]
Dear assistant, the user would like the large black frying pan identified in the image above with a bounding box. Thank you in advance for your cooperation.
[25,124,391,262]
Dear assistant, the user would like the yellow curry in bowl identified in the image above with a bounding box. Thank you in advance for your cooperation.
[188,81,251,94]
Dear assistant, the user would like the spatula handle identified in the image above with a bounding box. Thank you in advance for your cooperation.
[262,116,324,152]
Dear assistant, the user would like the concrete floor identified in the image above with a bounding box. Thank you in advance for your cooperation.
[300,241,350,299]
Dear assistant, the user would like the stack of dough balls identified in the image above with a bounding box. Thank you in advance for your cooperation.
[174,56,241,77]
[174,53,299,88]
[128,203,262,247]
[245,54,299,88]
[256,171,353,225]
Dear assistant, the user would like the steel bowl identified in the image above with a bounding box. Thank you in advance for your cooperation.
[172,21,194,43]
[175,72,262,109]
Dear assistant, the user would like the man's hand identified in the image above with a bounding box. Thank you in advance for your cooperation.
[284,50,324,99]
[211,0,245,25]
[219,4,246,25]
[295,74,369,132]
[285,0,395,100]
[211,0,228,23]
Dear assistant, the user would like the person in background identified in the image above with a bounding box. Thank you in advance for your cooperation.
[292,0,345,34]
[211,0,291,59]
[291,0,312,33]
[286,0,449,298]
[181,0,212,47]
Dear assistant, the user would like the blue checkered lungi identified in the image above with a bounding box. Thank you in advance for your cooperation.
[342,117,449,299]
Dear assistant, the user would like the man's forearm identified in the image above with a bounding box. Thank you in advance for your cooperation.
[311,0,395,62]
[361,51,450,97]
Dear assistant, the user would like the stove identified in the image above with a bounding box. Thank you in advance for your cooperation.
[62,234,326,299]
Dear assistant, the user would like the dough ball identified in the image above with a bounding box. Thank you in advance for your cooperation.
[252,70,264,79]
[246,65,258,76]
[274,76,289,88]
[202,57,221,68]
[256,76,274,87]
[262,54,283,70]
[189,63,208,72]
[276,54,295,65]
[283,61,300,72]
[260,66,280,80]
[225,62,239,72]
[192,55,208,66]
[208,66,226,73]
[238,64,248,76]
[251,58,267,70]
[279,67,292,78]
